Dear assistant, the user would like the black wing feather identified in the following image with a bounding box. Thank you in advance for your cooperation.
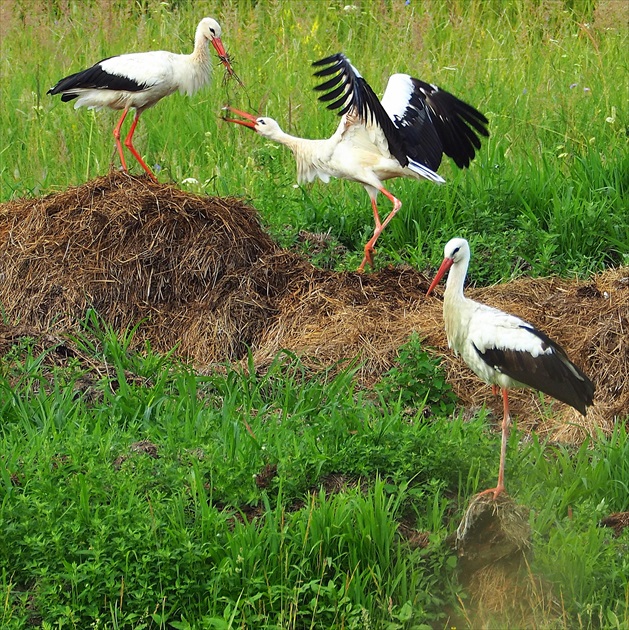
[313,53,489,172]
[474,325,595,415]
[312,53,410,168]
[391,83,450,170]
[403,79,489,169]
[48,58,146,97]
[317,83,350,105]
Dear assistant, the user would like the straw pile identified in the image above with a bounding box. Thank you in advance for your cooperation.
[251,264,628,440]
[453,495,564,628]
[0,172,305,361]
[1,173,627,440]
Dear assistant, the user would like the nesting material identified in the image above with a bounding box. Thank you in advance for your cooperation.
[600,511,629,537]
[456,494,531,570]
[1,173,627,441]
[455,494,562,627]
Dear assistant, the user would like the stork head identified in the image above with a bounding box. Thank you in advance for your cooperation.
[426,238,470,296]
[198,18,242,84]
[222,107,284,139]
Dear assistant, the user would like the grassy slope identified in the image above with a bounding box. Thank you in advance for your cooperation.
[1,0,629,627]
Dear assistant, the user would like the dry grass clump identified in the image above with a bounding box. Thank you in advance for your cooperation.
[252,264,628,439]
[0,172,304,361]
[600,511,629,537]
[455,495,564,628]
[249,264,431,382]
[593,0,629,30]
[1,174,627,439]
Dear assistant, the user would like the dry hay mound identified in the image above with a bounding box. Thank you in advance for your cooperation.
[1,174,627,439]
[0,172,306,360]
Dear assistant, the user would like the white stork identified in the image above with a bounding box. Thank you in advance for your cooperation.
[48,17,241,180]
[427,237,595,499]
[223,52,488,272]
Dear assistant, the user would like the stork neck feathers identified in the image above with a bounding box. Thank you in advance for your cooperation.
[191,24,212,66]
[175,22,213,96]
[253,118,339,185]
[259,122,302,149]
[439,241,475,353]
[443,252,469,307]
[257,121,329,155]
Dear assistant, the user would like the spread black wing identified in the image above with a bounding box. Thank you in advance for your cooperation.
[312,53,411,168]
[312,52,489,172]
[387,75,489,169]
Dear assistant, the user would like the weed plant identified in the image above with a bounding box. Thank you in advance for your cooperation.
[1,0,627,281]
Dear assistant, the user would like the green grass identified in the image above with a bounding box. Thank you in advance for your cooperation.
[1,0,627,280]
[1,322,628,628]
[1,1,629,627]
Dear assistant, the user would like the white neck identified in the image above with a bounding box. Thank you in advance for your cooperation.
[442,252,473,350]
[191,26,211,64]
[444,256,468,306]
[263,125,305,150]
[177,27,212,96]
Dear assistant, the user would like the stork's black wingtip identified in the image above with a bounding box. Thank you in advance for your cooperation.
[312,54,337,67]
[313,64,342,78]
[312,52,348,68]
[311,57,324,67]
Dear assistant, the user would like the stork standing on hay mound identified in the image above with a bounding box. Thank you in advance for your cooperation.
[223,53,488,272]
[427,238,595,499]
[48,18,242,180]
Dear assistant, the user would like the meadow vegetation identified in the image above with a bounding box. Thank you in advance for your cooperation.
[1,0,628,628]
[1,318,628,628]
[2,0,627,279]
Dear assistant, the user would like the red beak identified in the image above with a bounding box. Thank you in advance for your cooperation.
[426,257,454,296]
[211,39,245,87]
[222,106,259,129]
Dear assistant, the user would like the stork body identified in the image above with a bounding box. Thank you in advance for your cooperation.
[427,238,595,498]
[224,53,488,271]
[48,18,237,179]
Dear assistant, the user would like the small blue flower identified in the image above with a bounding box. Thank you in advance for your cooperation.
[569,83,578,89]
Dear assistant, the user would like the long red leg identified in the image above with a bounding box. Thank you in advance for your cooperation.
[494,388,510,497]
[476,388,510,500]
[112,109,130,171]
[357,187,401,273]
[123,112,157,181]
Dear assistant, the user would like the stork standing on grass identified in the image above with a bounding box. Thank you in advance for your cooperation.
[223,53,488,272]
[48,18,241,180]
[426,237,595,499]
